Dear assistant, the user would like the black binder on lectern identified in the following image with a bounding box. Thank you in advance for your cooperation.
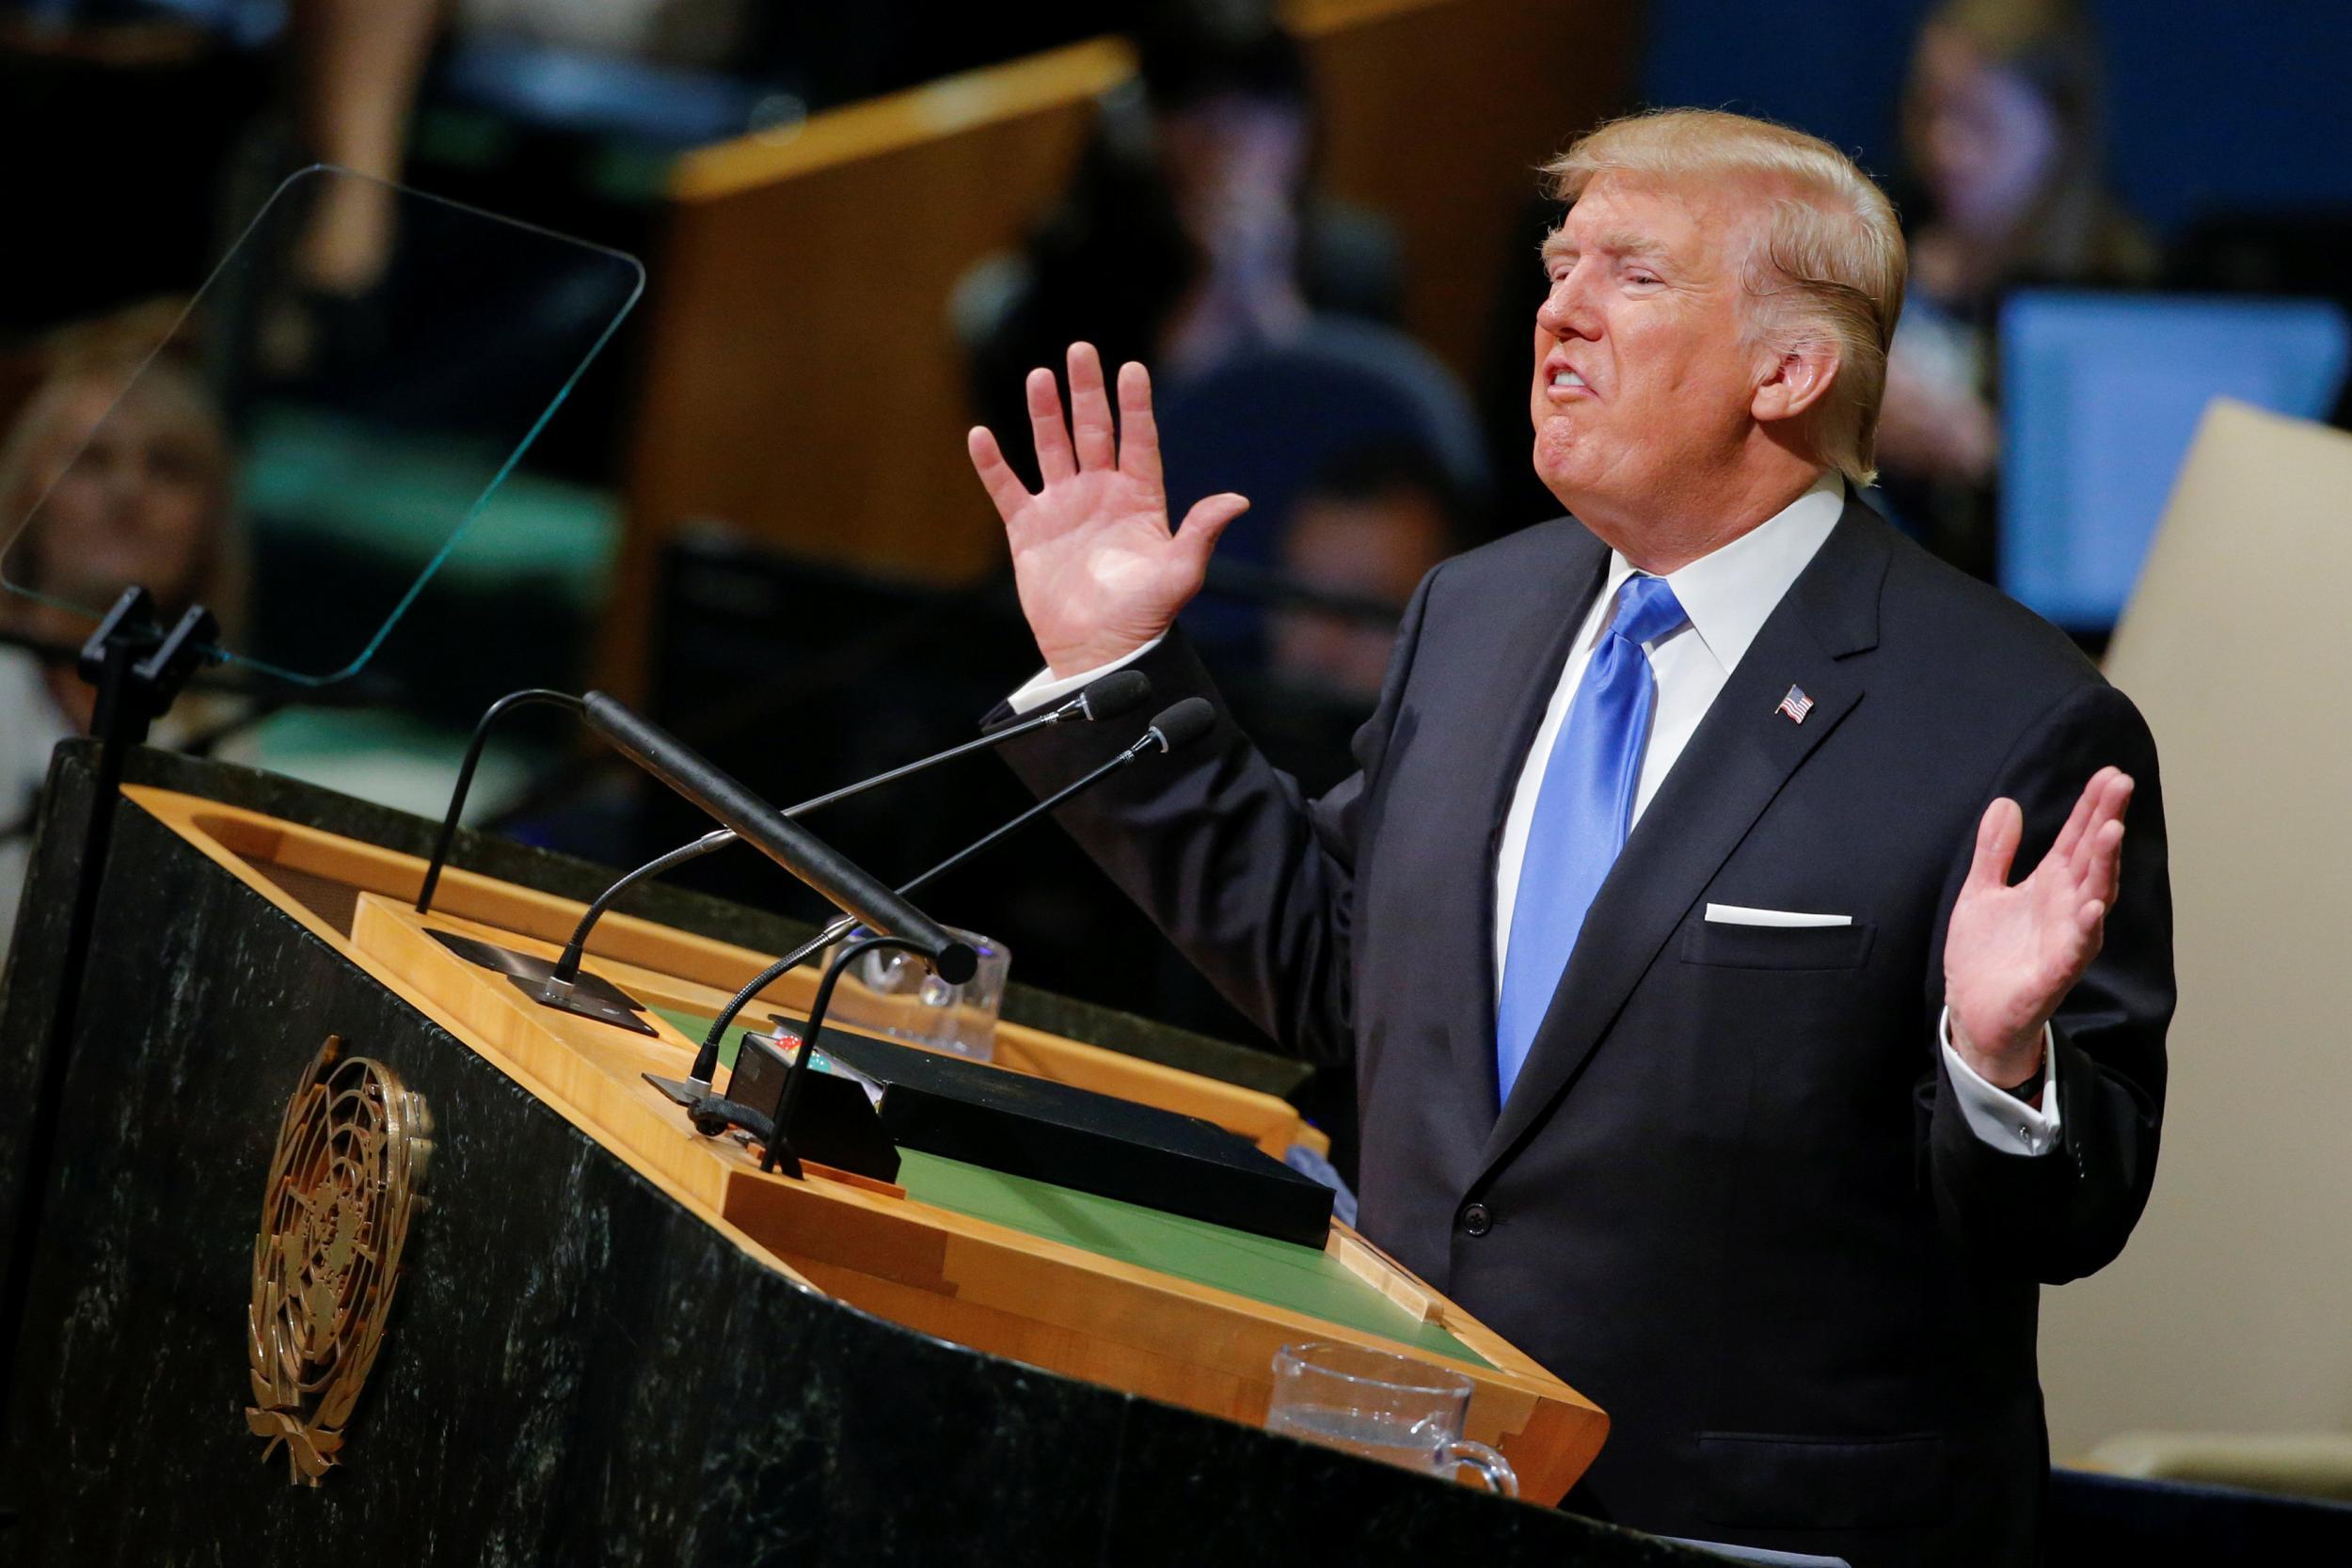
[752,1015,1334,1249]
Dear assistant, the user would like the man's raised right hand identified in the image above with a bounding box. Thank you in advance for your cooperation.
[967,341,1249,678]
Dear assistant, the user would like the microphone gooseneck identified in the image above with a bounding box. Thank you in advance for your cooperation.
[774,669,1152,816]
[543,670,1155,1001]
[756,933,928,1178]
[415,673,1152,923]
[676,696,1220,1105]
[542,828,736,991]
[416,688,586,916]
[580,690,976,984]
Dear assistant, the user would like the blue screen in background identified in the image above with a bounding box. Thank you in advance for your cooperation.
[1999,292,2350,632]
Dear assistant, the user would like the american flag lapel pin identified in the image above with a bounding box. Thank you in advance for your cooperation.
[1775,685,1815,724]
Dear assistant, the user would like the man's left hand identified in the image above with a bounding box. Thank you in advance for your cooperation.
[1944,766,2135,1089]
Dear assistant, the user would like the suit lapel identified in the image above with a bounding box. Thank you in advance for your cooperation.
[1478,501,1893,1172]
[1450,526,1610,1122]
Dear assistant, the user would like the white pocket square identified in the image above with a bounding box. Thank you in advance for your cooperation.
[1704,903,1852,928]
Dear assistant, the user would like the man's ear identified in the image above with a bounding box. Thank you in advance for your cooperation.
[1752,337,1841,427]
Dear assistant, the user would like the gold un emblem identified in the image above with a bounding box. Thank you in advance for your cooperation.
[246,1036,431,1484]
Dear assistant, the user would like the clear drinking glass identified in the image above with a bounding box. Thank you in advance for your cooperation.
[1265,1341,1518,1497]
[818,925,1009,1062]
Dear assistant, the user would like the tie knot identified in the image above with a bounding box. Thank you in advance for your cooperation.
[1611,574,1687,649]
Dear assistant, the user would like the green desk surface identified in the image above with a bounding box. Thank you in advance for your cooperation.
[648,1007,1487,1369]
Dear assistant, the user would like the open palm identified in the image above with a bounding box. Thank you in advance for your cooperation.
[968,342,1248,676]
[1944,767,2134,1085]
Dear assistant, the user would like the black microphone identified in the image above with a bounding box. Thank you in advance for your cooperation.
[415,672,1151,919]
[580,690,978,985]
[415,689,584,916]
[654,696,1220,1110]
[535,670,1154,995]
[1137,695,1216,753]
[777,667,1151,816]
[533,827,736,1005]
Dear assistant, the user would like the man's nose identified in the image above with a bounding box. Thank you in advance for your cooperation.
[1536,272,1598,341]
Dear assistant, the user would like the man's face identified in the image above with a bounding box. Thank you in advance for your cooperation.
[1529,174,1770,527]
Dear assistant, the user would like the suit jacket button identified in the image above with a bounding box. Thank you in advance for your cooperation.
[1459,1202,1492,1237]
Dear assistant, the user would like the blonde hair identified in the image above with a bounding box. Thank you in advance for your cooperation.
[1905,0,2154,288]
[1544,108,1907,487]
[0,303,245,641]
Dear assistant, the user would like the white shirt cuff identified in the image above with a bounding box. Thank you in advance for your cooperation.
[1005,635,1165,716]
[1938,1008,2061,1156]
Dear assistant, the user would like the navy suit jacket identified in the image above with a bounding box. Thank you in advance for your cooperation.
[998,495,2172,1567]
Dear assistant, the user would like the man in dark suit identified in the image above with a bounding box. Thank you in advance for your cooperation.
[964,109,2169,1567]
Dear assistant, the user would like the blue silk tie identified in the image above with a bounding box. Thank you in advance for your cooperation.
[1496,574,1689,1103]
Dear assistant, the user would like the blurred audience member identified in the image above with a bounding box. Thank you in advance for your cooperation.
[283,0,445,298]
[1143,8,1316,375]
[1877,0,2156,573]
[0,312,247,941]
[959,0,1403,476]
[1269,446,1460,702]
[281,0,764,298]
[961,2,1481,663]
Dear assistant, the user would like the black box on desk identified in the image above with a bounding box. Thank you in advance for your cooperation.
[768,1015,1333,1248]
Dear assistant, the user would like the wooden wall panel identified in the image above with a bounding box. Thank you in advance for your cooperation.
[1300,0,1635,375]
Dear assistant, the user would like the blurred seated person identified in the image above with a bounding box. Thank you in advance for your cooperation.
[1149,316,1484,656]
[1875,0,2156,575]
[957,0,1406,477]
[1269,446,1463,704]
[0,316,248,945]
[961,2,1482,659]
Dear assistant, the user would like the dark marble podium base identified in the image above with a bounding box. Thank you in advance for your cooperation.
[0,748,1695,1566]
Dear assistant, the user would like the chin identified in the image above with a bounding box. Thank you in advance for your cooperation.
[1529,434,1597,512]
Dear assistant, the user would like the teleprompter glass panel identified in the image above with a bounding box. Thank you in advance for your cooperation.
[1,166,644,684]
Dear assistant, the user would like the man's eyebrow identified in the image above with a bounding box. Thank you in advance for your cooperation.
[1539,228,1674,264]
[1592,228,1674,263]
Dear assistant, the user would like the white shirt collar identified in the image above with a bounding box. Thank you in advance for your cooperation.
[1597,471,1846,672]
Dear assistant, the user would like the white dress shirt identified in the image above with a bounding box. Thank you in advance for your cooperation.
[1009,472,2059,1154]
[0,648,75,945]
[0,649,261,950]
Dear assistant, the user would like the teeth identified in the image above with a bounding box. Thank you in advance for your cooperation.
[1551,371,1586,388]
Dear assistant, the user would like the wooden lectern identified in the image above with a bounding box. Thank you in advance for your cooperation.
[0,749,1677,1565]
